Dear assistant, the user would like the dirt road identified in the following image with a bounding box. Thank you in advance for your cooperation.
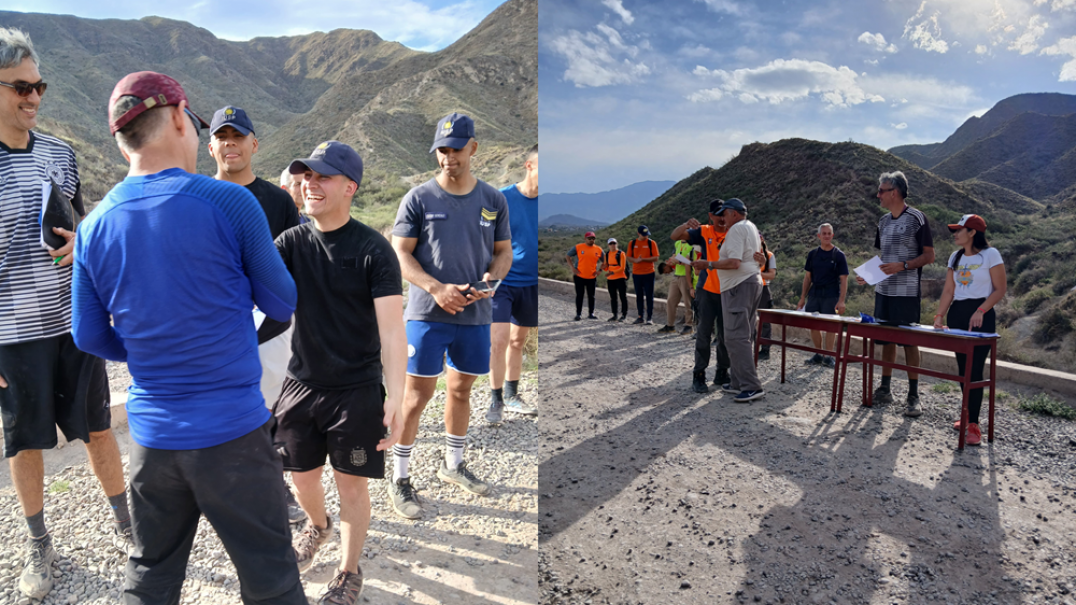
[538,289,1076,605]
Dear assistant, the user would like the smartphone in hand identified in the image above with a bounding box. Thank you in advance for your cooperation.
[468,279,502,294]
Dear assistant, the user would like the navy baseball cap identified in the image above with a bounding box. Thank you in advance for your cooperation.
[288,141,364,187]
[210,106,255,136]
[430,112,475,152]
[638,225,649,235]
[716,198,747,215]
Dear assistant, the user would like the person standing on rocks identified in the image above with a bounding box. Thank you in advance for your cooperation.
[602,238,629,322]
[208,105,305,526]
[796,223,848,368]
[389,113,512,519]
[565,231,602,321]
[280,167,309,224]
[671,199,731,393]
[710,198,766,402]
[659,238,696,335]
[0,28,132,602]
[72,71,305,604]
[627,225,659,324]
[486,144,539,423]
[933,214,1006,446]
[855,171,935,416]
[276,141,406,603]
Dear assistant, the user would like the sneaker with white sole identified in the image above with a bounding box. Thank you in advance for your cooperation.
[112,524,134,556]
[505,394,537,415]
[437,461,491,496]
[388,477,422,520]
[19,533,57,600]
[904,395,922,417]
[486,398,505,424]
[720,383,738,394]
[734,389,765,403]
[293,517,333,573]
[318,568,364,604]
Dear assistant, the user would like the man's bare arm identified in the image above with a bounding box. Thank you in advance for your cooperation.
[373,295,406,451]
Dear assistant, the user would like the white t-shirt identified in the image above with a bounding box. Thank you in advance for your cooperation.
[947,247,1004,301]
[717,219,762,291]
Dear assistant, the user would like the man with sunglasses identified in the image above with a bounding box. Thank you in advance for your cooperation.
[72,71,305,604]
[0,28,132,602]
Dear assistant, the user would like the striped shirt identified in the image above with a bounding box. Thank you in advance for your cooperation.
[873,205,933,298]
[0,132,84,345]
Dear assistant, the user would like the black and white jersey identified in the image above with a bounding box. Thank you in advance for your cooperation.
[873,205,933,298]
[0,131,84,345]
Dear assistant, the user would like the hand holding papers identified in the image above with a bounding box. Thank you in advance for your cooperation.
[40,179,75,251]
[853,256,888,286]
[674,253,692,265]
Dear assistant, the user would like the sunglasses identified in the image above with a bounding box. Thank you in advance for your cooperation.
[0,80,47,98]
[183,108,202,135]
[878,187,895,194]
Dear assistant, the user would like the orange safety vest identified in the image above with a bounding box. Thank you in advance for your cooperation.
[573,243,603,279]
[701,225,726,294]
[603,249,627,280]
[629,238,658,275]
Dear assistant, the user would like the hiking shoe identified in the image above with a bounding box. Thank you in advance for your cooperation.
[486,398,505,424]
[822,356,836,369]
[720,383,739,394]
[681,326,693,336]
[645,318,654,325]
[573,315,582,321]
[872,387,894,404]
[619,315,627,323]
[632,317,645,325]
[285,489,307,525]
[293,517,333,573]
[734,390,766,403]
[904,395,922,417]
[318,568,364,605]
[757,348,770,360]
[692,372,708,393]
[805,353,824,366]
[966,423,982,446]
[19,533,57,600]
[389,477,422,520]
[607,315,619,322]
[505,394,537,415]
[112,524,134,556]
[657,325,676,333]
[437,461,491,496]
[587,314,599,320]
[713,370,730,387]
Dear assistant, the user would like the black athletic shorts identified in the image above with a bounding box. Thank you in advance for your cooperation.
[272,378,387,478]
[0,333,110,458]
[873,294,921,345]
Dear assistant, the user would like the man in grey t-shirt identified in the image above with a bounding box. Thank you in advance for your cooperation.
[389,113,513,519]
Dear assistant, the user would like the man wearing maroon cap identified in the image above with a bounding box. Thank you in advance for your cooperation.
[71,71,304,604]
[565,231,602,320]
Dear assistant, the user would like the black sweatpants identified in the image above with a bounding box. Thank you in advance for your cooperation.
[633,273,655,320]
[574,275,597,315]
[759,284,773,350]
[947,298,995,425]
[608,278,628,317]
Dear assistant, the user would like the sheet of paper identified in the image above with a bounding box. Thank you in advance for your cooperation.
[674,253,691,265]
[252,308,266,330]
[40,181,51,250]
[853,256,888,286]
[902,324,999,338]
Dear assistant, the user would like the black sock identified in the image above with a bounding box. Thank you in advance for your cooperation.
[881,375,892,390]
[505,380,519,399]
[491,387,504,403]
[109,492,131,530]
[26,509,47,539]
[908,379,919,397]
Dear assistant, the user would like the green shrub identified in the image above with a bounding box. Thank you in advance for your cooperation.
[1017,393,1076,420]
[931,382,954,394]
[1022,288,1054,314]
[1034,307,1073,344]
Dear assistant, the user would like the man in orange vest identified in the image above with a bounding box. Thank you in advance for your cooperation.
[671,199,731,393]
[627,226,660,324]
[601,238,629,321]
[565,232,604,320]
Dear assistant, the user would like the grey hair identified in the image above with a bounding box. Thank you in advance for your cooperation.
[879,171,908,199]
[817,223,833,235]
[0,28,39,70]
[279,168,293,187]
[112,96,169,152]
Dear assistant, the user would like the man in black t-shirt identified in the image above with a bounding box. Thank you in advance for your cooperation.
[275,141,406,604]
[796,223,849,367]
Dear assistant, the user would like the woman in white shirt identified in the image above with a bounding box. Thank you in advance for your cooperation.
[932,214,1007,446]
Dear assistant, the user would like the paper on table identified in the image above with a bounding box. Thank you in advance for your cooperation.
[853,256,888,286]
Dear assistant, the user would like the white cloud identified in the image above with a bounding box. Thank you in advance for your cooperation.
[890,122,909,129]
[903,1,950,53]
[689,59,885,107]
[696,0,744,16]
[1040,35,1076,81]
[1044,0,1076,10]
[548,28,651,88]
[1009,15,1048,54]
[975,44,989,54]
[858,32,898,53]
[601,0,634,25]
[678,44,713,58]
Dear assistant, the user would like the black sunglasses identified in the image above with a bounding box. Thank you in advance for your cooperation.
[183,108,202,134]
[878,187,895,194]
[0,80,47,98]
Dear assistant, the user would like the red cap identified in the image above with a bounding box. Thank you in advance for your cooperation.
[108,71,209,135]
[947,214,987,233]
[584,231,596,238]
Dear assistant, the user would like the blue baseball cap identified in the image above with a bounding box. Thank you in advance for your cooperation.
[430,112,475,152]
[638,225,649,235]
[210,106,255,136]
[716,198,747,215]
[288,140,364,187]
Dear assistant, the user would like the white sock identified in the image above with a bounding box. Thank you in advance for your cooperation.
[445,433,466,470]
[392,443,413,481]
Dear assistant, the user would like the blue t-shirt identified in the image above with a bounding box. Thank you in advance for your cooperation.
[72,168,297,450]
[500,184,537,287]
[804,246,849,298]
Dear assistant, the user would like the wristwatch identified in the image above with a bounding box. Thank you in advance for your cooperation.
[903,261,909,270]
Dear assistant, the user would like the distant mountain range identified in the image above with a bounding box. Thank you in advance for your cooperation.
[538,214,610,228]
[5,0,536,203]
[540,180,676,224]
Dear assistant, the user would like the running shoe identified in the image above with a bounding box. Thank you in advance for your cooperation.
[872,386,894,404]
[657,325,676,333]
[293,517,333,573]
[486,398,505,424]
[388,478,422,520]
[966,423,982,446]
[19,533,56,600]
[437,461,491,496]
[734,390,765,403]
[505,394,537,416]
[904,395,922,417]
[632,317,645,324]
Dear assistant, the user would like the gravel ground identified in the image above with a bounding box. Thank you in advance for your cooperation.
[538,289,1076,605]
[0,367,537,605]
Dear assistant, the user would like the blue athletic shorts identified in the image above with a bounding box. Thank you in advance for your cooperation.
[491,284,538,327]
[406,321,491,377]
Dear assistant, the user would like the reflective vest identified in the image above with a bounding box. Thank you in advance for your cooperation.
[573,243,603,279]
[603,249,627,280]
[701,225,726,295]
[674,240,695,277]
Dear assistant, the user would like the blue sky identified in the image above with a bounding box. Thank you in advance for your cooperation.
[540,0,1076,193]
[8,0,504,51]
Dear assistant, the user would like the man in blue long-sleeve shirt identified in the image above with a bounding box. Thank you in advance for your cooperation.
[71,71,305,605]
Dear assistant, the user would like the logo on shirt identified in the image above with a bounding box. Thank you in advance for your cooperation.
[425,212,447,220]
[480,207,497,227]
[955,262,982,289]
[45,164,64,185]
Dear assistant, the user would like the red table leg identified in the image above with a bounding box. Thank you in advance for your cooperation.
[780,324,787,384]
